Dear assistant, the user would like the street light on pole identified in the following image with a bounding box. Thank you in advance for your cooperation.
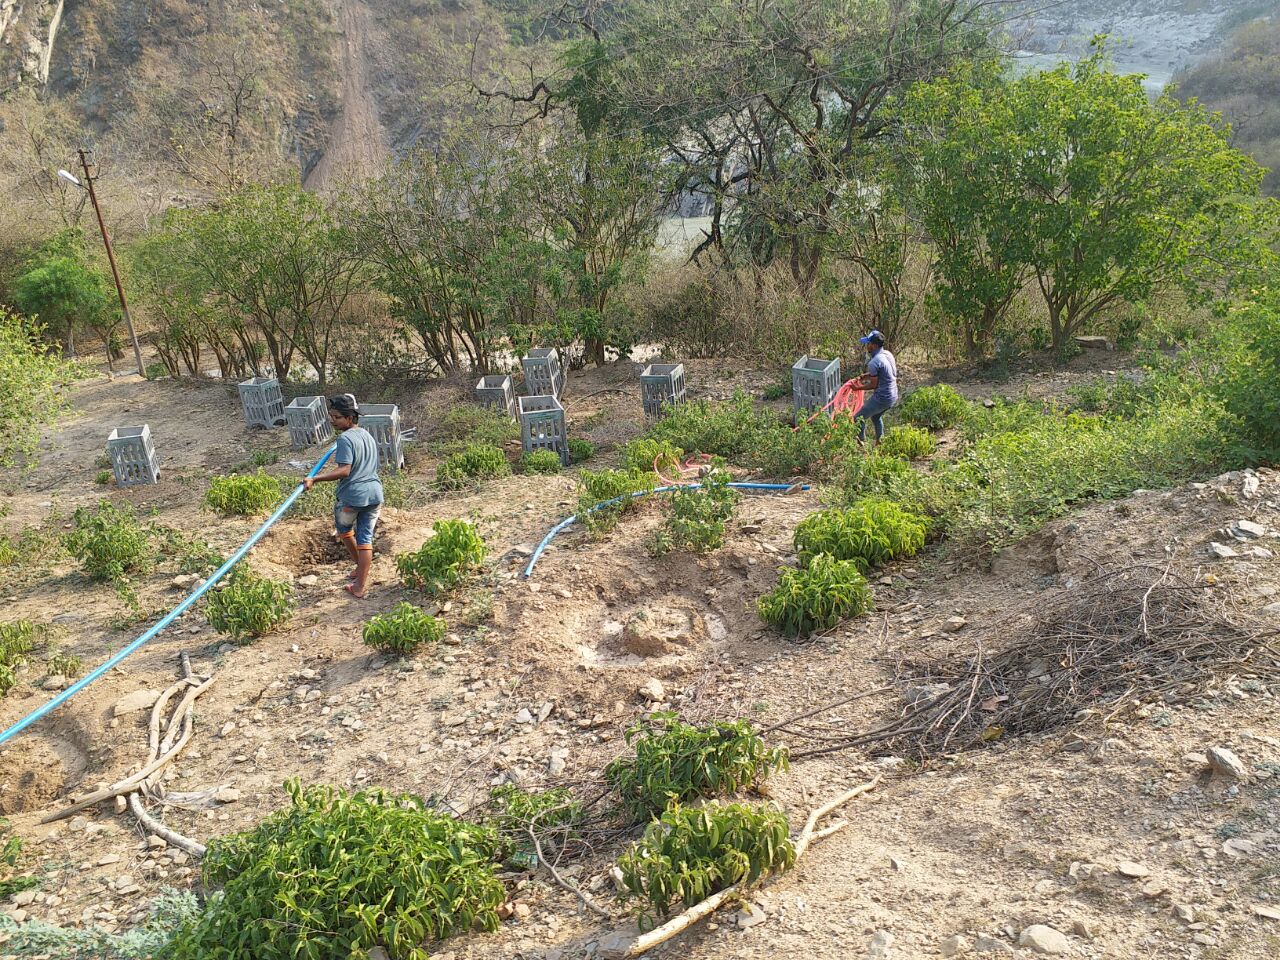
[57,150,144,377]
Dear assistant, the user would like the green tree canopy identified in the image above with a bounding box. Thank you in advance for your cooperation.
[900,52,1276,354]
[0,309,79,468]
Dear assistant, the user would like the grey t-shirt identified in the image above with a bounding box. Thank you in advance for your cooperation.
[866,349,899,404]
[334,426,384,508]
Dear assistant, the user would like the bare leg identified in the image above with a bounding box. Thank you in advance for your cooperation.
[351,546,373,598]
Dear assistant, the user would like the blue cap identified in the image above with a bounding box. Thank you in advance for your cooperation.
[859,330,885,345]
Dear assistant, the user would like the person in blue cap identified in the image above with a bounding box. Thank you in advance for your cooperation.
[853,330,898,444]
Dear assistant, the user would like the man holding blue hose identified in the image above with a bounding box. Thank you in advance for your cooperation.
[303,394,383,599]
[853,329,899,444]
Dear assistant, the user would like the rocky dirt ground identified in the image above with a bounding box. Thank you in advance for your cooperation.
[0,353,1277,960]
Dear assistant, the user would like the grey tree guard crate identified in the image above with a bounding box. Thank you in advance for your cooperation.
[238,376,286,429]
[792,356,841,415]
[640,363,687,416]
[360,403,405,472]
[284,395,333,449]
[522,348,564,398]
[106,425,160,486]
[475,375,517,420]
[518,395,569,465]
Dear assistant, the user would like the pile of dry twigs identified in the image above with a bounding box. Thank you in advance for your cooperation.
[788,562,1277,761]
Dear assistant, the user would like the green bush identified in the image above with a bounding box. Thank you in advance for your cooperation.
[396,520,486,594]
[0,816,38,900]
[517,449,563,475]
[757,554,873,637]
[576,468,657,534]
[1206,288,1280,461]
[94,470,112,485]
[486,784,586,862]
[204,569,293,644]
[604,711,789,822]
[433,405,520,453]
[898,384,969,429]
[436,444,511,491]
[653,473,740,554]
[934,402,1226,552]
[164,780,504,960]
[63,502,154,582]
[794,499,928,570]
[0,889,198,955]
[567,438,595,464]
[46,652,82,678]
[0,621,44,698]
[647,394,782,462]
[877,425,936,459]
[617,801,795,927]
[205,470,284,515]
[362,603,445,656]
[835,450,928,508]
[619,437,683,475]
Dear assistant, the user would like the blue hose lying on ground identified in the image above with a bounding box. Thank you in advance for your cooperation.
[523,481,809,578]
[0,445,337,748]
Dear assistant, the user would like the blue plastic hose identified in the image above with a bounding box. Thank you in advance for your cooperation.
[0,445,337,748]
[522,481,808,578]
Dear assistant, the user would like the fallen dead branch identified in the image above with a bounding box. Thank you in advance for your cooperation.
[43,672,216,824]
[790,562,1277,761]
[599,776,881,959]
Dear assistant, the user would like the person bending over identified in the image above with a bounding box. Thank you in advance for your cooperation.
[303,394,384,598]
[853,329,899,444]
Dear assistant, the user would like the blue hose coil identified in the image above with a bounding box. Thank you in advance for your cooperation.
[0,445,337,748]
[523,481,808,578]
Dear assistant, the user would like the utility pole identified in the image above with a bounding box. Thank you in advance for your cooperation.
[78,149,144,377]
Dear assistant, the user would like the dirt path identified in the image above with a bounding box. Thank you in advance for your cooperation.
[304,0,386,191]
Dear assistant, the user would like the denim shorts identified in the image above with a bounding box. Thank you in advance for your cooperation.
[334,502,381,547]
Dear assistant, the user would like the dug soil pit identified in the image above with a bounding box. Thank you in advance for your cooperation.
[0,733,89,815]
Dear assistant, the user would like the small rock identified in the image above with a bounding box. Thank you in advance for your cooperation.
[42,674,70,691]
[735,903,767,930]
[1017,925,1069,956]
[12,889,36,907]
[1207,746,1249,781]
[1241,476,1260,499]
[297,574,319,587]
[513,902,532,920]
[515,708,533,724]
[1070,919,1093,940]
[1141,880,1168,898]
[146,835,167,850]
[889,856,905,872]
[1253,905,1280,921]
[367,948,389,960]
[866,929,894,958]
[1234,519,1266,539]
[940,934,970,957]
[609,866,626,892]
[113,689,161,717]
[639,678,666,703]
[214,787,241,804]
[1116,860,1150,878]
[1223,838,1258,858]
[1172,904,1196,923]
[1209,542,1238,560]
[944,616,967,633]
[548,751,567,777]
[96,853,122,865]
